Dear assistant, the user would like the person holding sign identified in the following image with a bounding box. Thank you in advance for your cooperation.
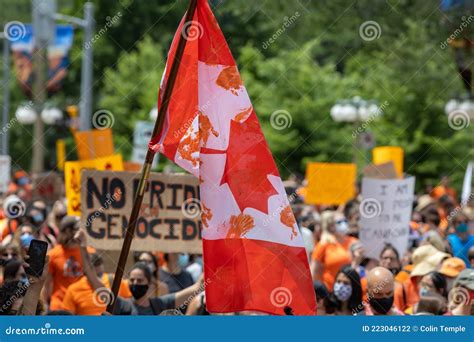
[44,216,95,311]
[76,229,203,315]
[62,252,132,316]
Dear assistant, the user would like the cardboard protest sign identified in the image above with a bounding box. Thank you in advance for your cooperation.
[81,170,202,253]
[363,161,398,180]
[305,162,356,205]
[0,155,11,193]
[64,155,124,216]
[373,146,404,178]
[74,129,114,160]
[359,176,415,259]
[31,172,64,204]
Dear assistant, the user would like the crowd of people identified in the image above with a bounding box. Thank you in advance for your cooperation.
[0,170,472,316]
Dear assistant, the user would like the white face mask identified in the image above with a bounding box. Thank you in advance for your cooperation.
[334,282,352,301]
[335,219,349,235]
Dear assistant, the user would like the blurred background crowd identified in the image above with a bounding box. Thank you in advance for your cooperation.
[0,170,472,316]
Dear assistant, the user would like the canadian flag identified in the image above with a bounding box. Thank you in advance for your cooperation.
[149,0,316,315]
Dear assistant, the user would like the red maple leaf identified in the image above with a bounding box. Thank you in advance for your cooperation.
[218,112,279,214]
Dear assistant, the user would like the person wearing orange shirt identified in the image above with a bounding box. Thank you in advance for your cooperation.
[62,253,131,315]
[311,211,357,290]
[44,216,95,311]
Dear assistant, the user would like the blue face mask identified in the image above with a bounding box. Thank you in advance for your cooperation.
[178,254,189,268]
[32,212,44,223]
[419,287,432,297]
[17,177,29,186]
[20,234,34,248]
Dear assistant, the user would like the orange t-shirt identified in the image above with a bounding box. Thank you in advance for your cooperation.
[394,276,419,312]
[47,245,95,310]
[311,236,357,289]
[62,273,131,315]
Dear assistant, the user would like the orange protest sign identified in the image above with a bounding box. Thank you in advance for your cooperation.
[305,162,357,205]
[372,146,404,178]
[74,129,114,160]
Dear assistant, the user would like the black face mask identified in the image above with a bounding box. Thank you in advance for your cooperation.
[388,267,401,275]
[129,284,149,300]
[369,296,394,315]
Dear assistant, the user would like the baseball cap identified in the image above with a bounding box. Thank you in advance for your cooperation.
[439,257,466,278]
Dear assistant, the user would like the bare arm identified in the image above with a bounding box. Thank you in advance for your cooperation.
[42,272,53,309]
[174,275,204,308]
[20,256,48,315]
[74,229,104,290]
[311,260,323,282]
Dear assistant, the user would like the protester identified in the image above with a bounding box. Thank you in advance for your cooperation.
[311,211,357,289]
[332,266,363,315]
[394,245,449,312]
[379,243,402,276]
[2,259,27,283]
[185,254,203,283]
[159,253,194,294]
[439,257,466,291]
[62,251,132,315]
[365,267,403,315]
[26,200,56,247]
[313,281,330,316]
[113,262,202,315]
[447,216,474,267]
[44,216,94,311]
[419,271,448,299]
[0,243,21,285]
[414,295,446,315]
[134,251,168,296]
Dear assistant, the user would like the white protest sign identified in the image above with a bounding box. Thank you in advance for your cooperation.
[359,176,415,259]
[461,161,473,206]
[0,156,11,193]
[133,121,154,147]
[132,121,157,168]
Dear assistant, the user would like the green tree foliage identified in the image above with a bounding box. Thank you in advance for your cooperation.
[1,0,472,190]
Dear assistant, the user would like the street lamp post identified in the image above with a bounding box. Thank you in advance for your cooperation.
[330,96,381,168]
[445,95,474,120]
[28,0,94,172]
[0,35,9,156]
[53,3,94,131]
[31,0,56,173]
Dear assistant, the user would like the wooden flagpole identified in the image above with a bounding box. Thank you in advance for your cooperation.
[106,0,199,313]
